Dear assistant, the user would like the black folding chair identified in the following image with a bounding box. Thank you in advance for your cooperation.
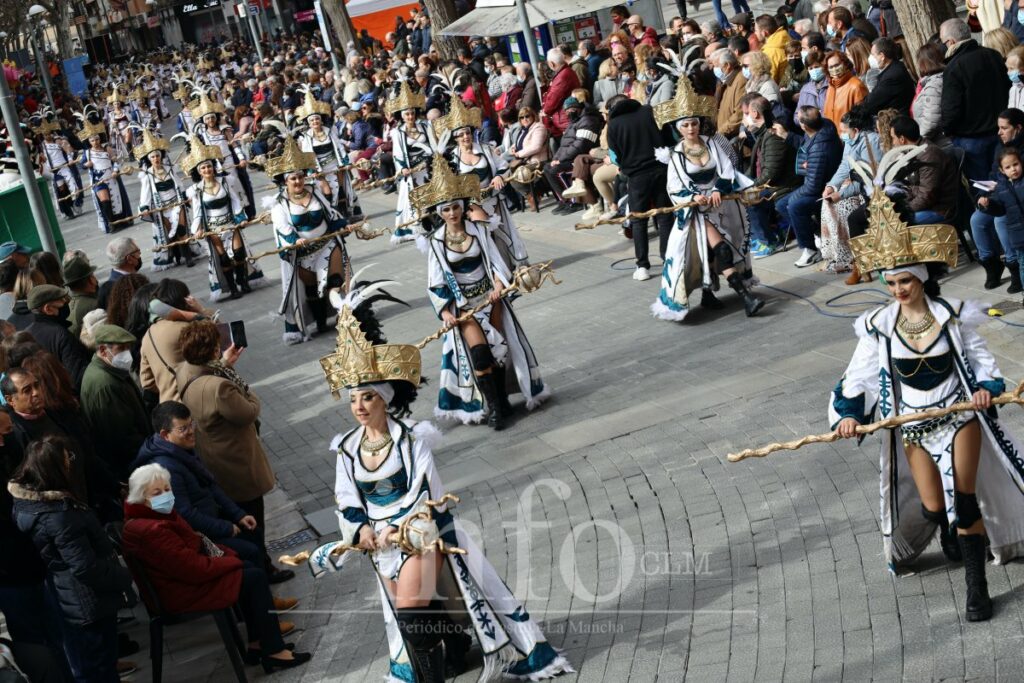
[948,145,978,263]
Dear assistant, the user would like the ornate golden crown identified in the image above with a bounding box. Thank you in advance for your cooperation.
[319,305,422,399]
[129,86,147,102]
[197,57,216,71]
[432,94,482,139]
[76,119,107,142]
[171,82,190,101]
[107,87,128,105]
[653,75,717,129]
[385,80,426,117]
[179,135,224,176]
[264,135,318,178]
[294,89,332,122]
[850,188,958,274]
[133,128,170,160]
[190,91,226,120]
[410,154,481,211]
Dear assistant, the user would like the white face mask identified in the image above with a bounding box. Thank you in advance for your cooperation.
[110,349,133,372]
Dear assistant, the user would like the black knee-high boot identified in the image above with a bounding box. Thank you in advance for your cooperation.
[470,345,505,430]
[921,504,962,562]
[232,246,252,294]
[430,600,471,676]
[395,607,445,683]
[959,534,993,621]
[305,285,329,334]
[219,253,241,299]
[100,199,115,232]
[727,272,765,317]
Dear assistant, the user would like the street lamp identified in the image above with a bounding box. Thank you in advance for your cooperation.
[26,4,54,111]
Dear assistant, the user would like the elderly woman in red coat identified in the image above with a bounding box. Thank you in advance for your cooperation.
[121,463,312,674]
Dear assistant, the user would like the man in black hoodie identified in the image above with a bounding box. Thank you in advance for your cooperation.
[605,94,675,281]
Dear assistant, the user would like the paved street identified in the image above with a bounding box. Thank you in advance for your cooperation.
[50,117,1024,682]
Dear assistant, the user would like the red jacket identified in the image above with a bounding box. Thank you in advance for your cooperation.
[121,502,242,615]
[632,26,659,48]
[542,66,580,137]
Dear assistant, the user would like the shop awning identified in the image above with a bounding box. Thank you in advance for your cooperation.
[437,0,618,37]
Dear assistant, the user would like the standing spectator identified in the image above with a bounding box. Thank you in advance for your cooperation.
[592,59,624,110]
[606,94,675,281]
[1007,45,1024,110]
[984,26,1021,58]
[1004,0,1024,42]
[63,255,98,339]
[566,44,590,92]
[7,270,36,331]
[516,62,541,113]
[139,279,196,403]
[794,52,829,125]
[858,37,915,115]
[939,17,1012,184]
[756,14,791,82]
[624,15,660,48]
[579,39,602,84]
[0,262,18,320]
[0,242,31,269]
[643,58,675,106]
[713,49,748,137]
[96,237,142,310]
[9,436,133,683]
[911,43,947,142]
[24,285,92,391]
[823,51,868,129]
[79,325,150,481]
[540,48,580,138]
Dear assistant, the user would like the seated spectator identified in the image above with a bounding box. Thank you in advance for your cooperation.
[983,26,1020,58]
[858,38,916,116]
[63,254,98,338]
[742,94,800,258]
[97,237,142,310]
[24,284,92,391]
[775,106,843,268]
[1007,45,1024,110]
[592,59,625,111]
[887,115,958,224]
[132,401,294,584]
[823,51,868,129]
[122,464,310,672]
[742,50,782,103]
[542,96,602,214]
[845,36,880,91]
[643,57,675,106]
[826,6,866,52]
[794,51,828,126]
[9,435,133,683]
[507,107,550,165]
[561,105,618,221]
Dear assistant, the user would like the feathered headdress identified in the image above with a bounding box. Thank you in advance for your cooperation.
[260,120,318,179]
[190,88,226,120]
[74,106,107,142]
[652,73,717,128]
[133,127,170,161]
[172,131,223,176]
[294,85,332,122]
[431,93,481,139]
[409,153,480,211]
[384,80,426,117]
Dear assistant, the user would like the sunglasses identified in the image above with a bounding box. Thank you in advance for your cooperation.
[519,115,532,120]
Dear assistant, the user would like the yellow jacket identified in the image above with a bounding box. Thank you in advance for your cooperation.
[762,29,790,84]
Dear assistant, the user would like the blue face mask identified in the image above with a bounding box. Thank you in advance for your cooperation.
[826,25,837,38]
[150,491,175,514]
[713,66,725,81]
[808,67,826,82]
[742,66,752,80]
[1011,70,1022,84]
[839,132,852,143]
[1018,8,1024,24]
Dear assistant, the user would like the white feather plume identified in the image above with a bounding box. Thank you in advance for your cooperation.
[654,146,672,165]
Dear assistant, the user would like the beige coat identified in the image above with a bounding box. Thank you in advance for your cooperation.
[139,320,189,402]
[176,362,275,503]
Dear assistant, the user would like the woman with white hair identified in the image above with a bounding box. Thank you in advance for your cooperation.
[122,464,312,673]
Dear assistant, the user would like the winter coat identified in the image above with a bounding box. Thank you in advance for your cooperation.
[541,66,580,136]
[553,105,603,163]
[592,78,624,110]
[139,319,189,402]
[121,502,242,614]
[1004,0,1024,42]
[899,141,958,218]
[978,174,1024,248]
[827,131,884,199]
[518,77,540,113]
[790,119,843,197]
[631,26,659,48]
[747,125,800,191]
[0,439,46,587]
[912,74,944,141]
[858,59,916,116]
[6,300,32,331]
[717,71,748,138]
[67,292,97,338]
[80,355,150,480]
[606,98,673,178]
[762,28,791,83]
[510,121,550,163]
[645,75,675,106]
[9,483,132,626]
[24,313,92,391]
[570,58,590,91]
[794,78,828,126]
[176,363,274,503]
[940,40,1011,138]
[823,72,868,129]
[132,435,247,541]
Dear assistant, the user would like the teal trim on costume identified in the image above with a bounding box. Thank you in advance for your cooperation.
[830,379,870,429]
[389,660,414,682]
[506,641,559,676]
[981,379,1006,396]
[658,288,686,312]
[357,470,409,507]
[438,387,482,413]
[892,351,954,391]
[341,507,368,525]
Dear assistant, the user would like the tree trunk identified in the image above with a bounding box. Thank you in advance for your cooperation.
[892,0,957,57]
[319,0,361,58]
[38,0,75,61]
[421,0,463,62]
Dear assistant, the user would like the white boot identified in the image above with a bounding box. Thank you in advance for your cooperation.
[561,179,588,199]
[580,203,602,221]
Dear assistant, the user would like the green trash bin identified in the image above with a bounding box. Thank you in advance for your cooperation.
[0,177,66,257]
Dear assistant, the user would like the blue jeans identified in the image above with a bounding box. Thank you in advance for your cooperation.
[776,190,819,250]
[61,614,119,683]
[748,189,788,245]
[911,210,947,225]
[952,135,998,188]
[970,210,1015,263]
[711,0,751,27]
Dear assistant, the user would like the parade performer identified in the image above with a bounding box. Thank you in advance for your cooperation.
[441,95,529,271]
[651,76,765,320]
[106,88,134,160]
[136,129,194,269]
[80,122,134,234]
[192,90,256,218]
[313,282,573,682]
[130,86,158,137]
[413,155,549,429]
[180,133,266,301]
[830,185,1024,622]
[262,122,351,344]
[172,78,197,134]
[387,82,437,245]
[33,115,83,220]
[295,87,362,220]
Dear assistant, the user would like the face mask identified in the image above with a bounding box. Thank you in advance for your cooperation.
[111,350,133,372]
[829,65,846,78]
[1018,8,1024,24]
[57,305,70,322]
[787,16,795,26]
[484,67,493,75]
[713,66,726,82]
[801,49,809,61]
[826,25,837,38]
[568,110,581,122]
[681,33,694,43]
[742,66,752,80]
[868,54,880,70]
[840,131,854,143]
[809,67,825,82]
[150,490,175,514]
[1011,70,1022,84]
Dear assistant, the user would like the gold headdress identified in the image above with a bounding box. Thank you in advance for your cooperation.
[653,75,717,128]
[171,82,190,101]
[410,154,481,211]
[431,94,482,139]
[77,119,107,142]
[129,86,147,102]
[107,86,128,105]
[849,189,958,274]
[32,119,61,136]
[175,133,223,176]
[197,56,216,71]
[260,121,318,178]
[294,87,332,122]
[190,90,226,120]
[319,284,422,399]
[133,128,170,160]
[384,80,426,117]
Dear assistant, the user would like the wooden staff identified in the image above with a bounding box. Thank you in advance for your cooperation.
[727,380,1024,463]
[415,261,561,349]
[244,220,390,261]
[573,186,776,231]
[111,197,190,228]
[152,211,270,252]
[57,165,138,201]
[358,161,427,191]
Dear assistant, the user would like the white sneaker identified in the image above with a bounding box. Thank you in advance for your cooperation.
[633,267,652,281]
[794,248,822,268]
[561,179,588,199]
[600,210,618,222]
[580,203,602,221]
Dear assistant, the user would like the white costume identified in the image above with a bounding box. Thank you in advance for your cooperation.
[391,122,436,244]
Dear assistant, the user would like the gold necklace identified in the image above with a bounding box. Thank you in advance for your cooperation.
[683,143,708,161]
[360,432,393,459]
[897,311,936,341]
[445,230,467,248]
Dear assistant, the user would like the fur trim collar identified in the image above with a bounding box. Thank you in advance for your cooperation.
[7,481,73,502]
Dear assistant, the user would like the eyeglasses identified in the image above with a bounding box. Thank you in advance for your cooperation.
[519,116,531,121]
[171,420,196,435]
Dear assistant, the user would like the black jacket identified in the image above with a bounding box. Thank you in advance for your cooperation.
[6,299,32,331]
[96,270,125,310]
[940,40,1011,138]
[747,126,800,190]
[858,59,916,116]
[0,439,46,587]
[553,105,603,163]
[606,99,673,178]
[9,482,132,626]
[25,313,92,391]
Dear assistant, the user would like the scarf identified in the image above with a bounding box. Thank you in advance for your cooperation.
[205,359,249,395]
